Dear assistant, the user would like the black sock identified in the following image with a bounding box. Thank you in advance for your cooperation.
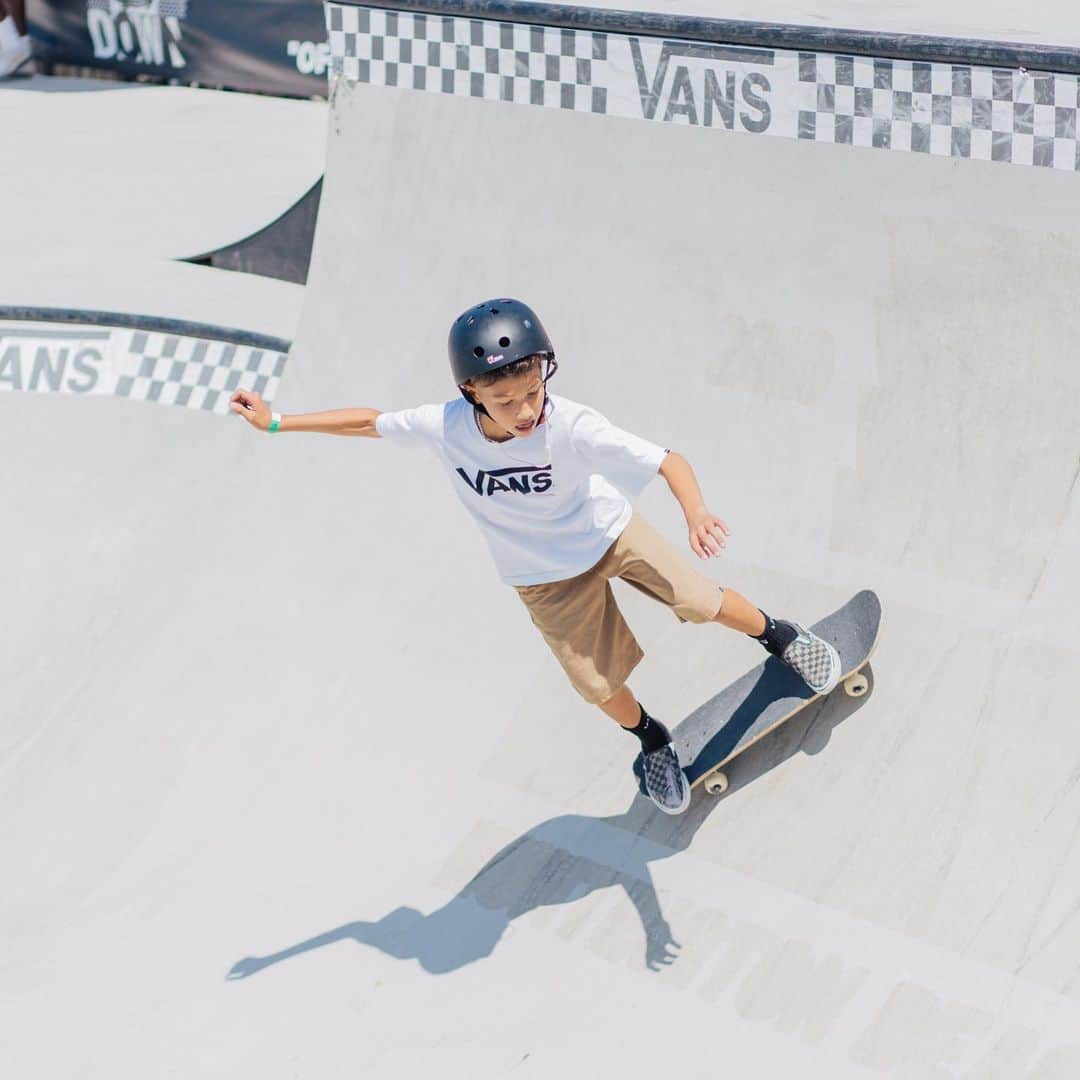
[625,704,671,754]
[753,610,798,658]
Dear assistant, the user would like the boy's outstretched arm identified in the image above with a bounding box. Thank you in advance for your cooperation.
[229,389,382,437]
[659,451,730,560]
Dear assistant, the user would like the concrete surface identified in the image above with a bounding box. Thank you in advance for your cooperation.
[3,31,1080,1080]
[0,76,322,334]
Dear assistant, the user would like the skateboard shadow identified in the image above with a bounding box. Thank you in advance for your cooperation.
[706,662,876,795]
[226,666,874,980]
[690,657,811,772]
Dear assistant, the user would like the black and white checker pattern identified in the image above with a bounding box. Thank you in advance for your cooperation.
[0,318,288,416]
[326,1,1080,174]
[326,3,607,112]
[114,329,287,414]
[797,53,1080,170]
[641,744,690,814]
[782,626,840,694]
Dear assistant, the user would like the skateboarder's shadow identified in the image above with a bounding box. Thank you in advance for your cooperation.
[226,669,871,980]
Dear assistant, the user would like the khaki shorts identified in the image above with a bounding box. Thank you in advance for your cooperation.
[513,512,724,705]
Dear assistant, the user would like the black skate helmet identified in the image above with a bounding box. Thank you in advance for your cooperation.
[448,298,558,416]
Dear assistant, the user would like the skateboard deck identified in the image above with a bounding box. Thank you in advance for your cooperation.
[634,590,882,797]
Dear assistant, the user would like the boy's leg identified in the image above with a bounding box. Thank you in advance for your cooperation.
[514,569,690,814]
[711,589,766,636]
[600,684,688,814]
[714,588,840,691]
[611,512,841,692]
[607,515,770,642]
[600,685,670,754]
[597,684,640,728]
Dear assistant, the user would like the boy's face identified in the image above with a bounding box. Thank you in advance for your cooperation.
[466,367,545,437]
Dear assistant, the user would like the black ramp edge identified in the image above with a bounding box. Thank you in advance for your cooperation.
[335,0,1080,74]
[0,307,292,354]
[183,179,323,287]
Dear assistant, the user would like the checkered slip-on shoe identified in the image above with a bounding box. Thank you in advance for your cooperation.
[782,623,841,695]
[642,744,691,815]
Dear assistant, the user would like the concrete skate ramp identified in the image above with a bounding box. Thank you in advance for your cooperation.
[4,11,1080,1080]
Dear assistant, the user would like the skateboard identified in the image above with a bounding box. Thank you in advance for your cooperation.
[634,590,882,798]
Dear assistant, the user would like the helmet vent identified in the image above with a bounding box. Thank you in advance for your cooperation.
[473,345,485,358]
[499,336,510,348]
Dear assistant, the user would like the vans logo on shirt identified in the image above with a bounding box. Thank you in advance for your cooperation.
[456,465,553,496]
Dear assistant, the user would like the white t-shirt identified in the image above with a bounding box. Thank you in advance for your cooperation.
[375,393,669,585]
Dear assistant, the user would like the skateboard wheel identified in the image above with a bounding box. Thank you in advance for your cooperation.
[704,772,729,796]
[844,672,869,698]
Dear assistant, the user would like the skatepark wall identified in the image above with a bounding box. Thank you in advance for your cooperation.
[320,0,1080,169]
[280,0,1080,1061]
[293,0,1080,641]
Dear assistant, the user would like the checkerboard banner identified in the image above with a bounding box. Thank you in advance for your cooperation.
[797,53,1080,170]
[0,318,288,414]
[325,1,1080,172]
[327,4,607,112]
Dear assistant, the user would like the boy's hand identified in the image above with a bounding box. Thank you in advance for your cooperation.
[230,388,272,431]
[687,508,730,560]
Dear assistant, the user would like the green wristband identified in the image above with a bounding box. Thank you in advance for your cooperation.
[268,411,282,433]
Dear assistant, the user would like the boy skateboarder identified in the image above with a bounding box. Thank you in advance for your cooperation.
[230,298,840,814]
